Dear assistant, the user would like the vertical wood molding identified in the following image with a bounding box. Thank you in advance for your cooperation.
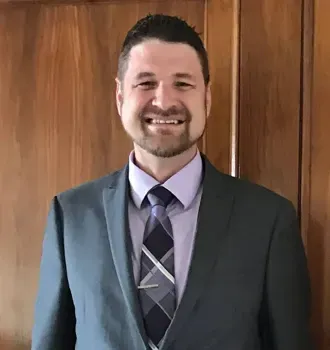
[299,0,314,249]
[230,0,240,177]
[205,0,237,174]
[201,0,208,156]
[309,1,330,348]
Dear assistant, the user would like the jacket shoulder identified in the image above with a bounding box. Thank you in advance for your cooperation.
[205,160,296,215]
[55,166,126,206]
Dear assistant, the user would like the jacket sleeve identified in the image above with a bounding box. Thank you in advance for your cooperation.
[31,196,76,350]
[259,200,313,350]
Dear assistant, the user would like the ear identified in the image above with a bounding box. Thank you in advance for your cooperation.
[206,82,212,118]
[115,77,123,116]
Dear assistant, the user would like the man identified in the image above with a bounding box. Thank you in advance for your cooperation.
[32,14,312,350]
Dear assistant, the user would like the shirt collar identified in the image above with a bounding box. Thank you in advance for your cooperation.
[128,150,203,210]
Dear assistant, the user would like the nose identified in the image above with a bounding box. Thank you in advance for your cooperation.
[151,83,177,110]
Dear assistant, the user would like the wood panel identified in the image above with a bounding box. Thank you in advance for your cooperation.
[308,0,330,348]
[300,0,314,247]
[204,0,239,174]
[238,0,302,207]
[0,1,205,348]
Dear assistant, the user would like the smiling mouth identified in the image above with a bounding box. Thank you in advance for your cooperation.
[145,118,184,125]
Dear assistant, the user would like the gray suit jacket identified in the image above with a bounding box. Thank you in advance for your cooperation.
[31,156,312,350]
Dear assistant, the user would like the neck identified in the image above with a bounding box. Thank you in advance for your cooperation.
[133,145,198,183]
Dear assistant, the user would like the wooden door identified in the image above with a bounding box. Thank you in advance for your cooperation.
[0,0,328,349]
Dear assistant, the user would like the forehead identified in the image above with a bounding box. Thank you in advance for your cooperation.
[125,39,203,79]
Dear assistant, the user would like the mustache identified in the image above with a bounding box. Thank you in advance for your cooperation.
[139,105,192,120]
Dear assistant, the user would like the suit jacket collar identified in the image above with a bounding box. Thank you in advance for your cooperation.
[103,166,148,347]
[103,155,235,349]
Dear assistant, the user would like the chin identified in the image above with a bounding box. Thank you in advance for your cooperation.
[148,149,183,158]
[139,142,196,158]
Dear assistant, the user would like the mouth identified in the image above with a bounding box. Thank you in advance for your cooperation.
[145,118,185,125]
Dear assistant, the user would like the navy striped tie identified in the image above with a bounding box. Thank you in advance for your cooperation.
[138,186,176,349]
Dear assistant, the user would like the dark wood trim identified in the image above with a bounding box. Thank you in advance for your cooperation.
[204,0,237,174]
[230,0,240,177]
[202,0,208,155]
[299,0,314,249]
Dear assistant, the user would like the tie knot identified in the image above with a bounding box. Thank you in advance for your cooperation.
[147,186,174,208]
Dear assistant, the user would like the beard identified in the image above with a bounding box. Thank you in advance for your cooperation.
[136,127,197,158]
[125,101,206,158]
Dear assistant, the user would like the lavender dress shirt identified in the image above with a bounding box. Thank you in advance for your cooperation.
[128,151,203,304]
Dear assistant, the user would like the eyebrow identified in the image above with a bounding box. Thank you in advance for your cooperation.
[174,73,195,81]
[134,72,196,81]
[134,72,156,80]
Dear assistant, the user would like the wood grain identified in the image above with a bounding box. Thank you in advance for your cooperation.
[204,0,239,174]
[0,0,200,4]
[300,0,314,248]
[238,0,302,207]
[0,2,204,348]
[308,0,330,348]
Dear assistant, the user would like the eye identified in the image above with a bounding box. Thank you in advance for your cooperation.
[137,81,157,89]
[175,81,193,89]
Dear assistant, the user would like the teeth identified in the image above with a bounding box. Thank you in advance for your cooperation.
[150,119,180,124]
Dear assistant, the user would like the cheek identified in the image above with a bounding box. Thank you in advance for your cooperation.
[184,90,204,107]
[123,93,148,116]
[121,99,137,118]
[186,95,206,116]
[188,97,207,128]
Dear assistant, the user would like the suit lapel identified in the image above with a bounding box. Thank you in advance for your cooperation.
[161,158,235,350]
[103,166,148,347]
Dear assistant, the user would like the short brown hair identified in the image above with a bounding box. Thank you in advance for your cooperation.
[117,14,210,85]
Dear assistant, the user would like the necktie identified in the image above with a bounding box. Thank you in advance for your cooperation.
[138,186,176,349]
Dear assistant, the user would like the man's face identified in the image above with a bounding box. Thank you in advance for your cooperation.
[116,39,211,158]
